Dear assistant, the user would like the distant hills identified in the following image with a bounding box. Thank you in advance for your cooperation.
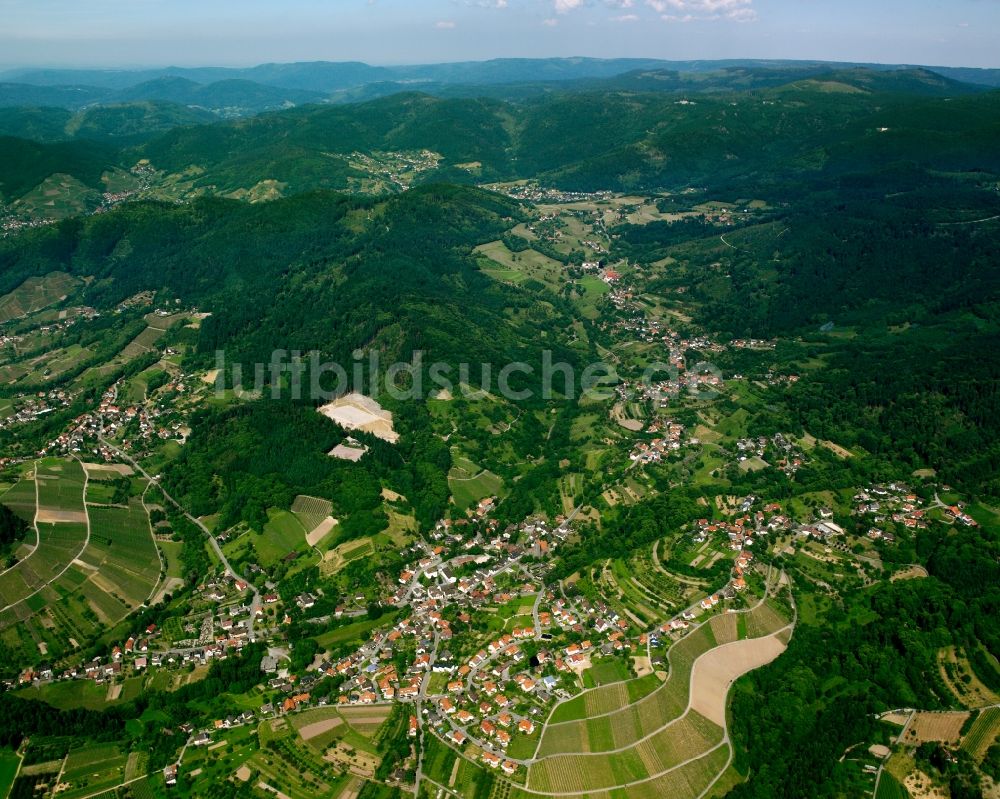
[5,57,1000,93]
[2,72,999,211]
[1,58,998,121]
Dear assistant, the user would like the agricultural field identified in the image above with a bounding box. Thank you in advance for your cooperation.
[962,707,1000,760]
[475,240,566,293]
[874,771,911,799]
[0,460,162,662]
[58,742,130,799]
[12,173,101,220]
[0,515,88,611]
[35,458,87,520]
[0,271,80,323]
[0,476,37,522]
[901,711,970,746]
[252,508,309,566]
[292,494,334,534]
[0,748,19,799]
[235,715,350,799]
[539,594,791,778]
[78,499,160,610]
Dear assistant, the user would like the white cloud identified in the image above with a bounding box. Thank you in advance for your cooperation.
[611,13,639,22]
[435,20,457,28]
[649,0,756,22]
[554,0,584,13]
[542,17,559,25]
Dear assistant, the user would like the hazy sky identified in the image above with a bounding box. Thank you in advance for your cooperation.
[1,0,997,70]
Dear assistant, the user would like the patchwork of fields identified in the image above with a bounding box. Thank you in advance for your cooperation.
[520,595,794,797]
[0,458,161,666]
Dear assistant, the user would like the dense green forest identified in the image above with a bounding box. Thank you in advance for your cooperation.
[3,77,1000,202]
[0,185,580,376]
[729,512,1000,798]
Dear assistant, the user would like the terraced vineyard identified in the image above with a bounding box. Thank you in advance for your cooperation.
[0,459,160,664]
[291,494,335,533]
[79,499,160,609]
[0,460,89,614]
[524,594,794,797]
[0,271,80,323]
[962,706,1000,760]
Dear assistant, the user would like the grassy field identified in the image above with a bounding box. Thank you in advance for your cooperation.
[0,748,20,799]
[450,468,503,512]
[314,612,399,649]
[574,275,611,319]
[254,508,308,565]
[475,240,566,293]
[18,676,143,711]
[582,657,632,688]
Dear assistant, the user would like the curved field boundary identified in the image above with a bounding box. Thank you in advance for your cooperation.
[542,597,790,749]
[524,623,791,795]
[511,740,731,799]
[688,634,788,726]
[0,461,91,615]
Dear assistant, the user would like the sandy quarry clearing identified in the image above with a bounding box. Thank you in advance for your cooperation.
[689,632,788,725]
[328,443,368,462]
[298,717,344,741]
[36,509,88,524]
[150,577,185,606]
[306,517,339,547]
[318,393,398,443]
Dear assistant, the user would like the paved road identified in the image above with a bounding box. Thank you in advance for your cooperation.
[413,629,442,797]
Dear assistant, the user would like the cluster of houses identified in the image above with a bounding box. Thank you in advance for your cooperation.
[853,484,930,534]
[734,433,808,476]
[730,338,777,350]
[15,577,258,690]
[629,419,690,464]
[490,183,614,205]
[693,502,789,553]
[0,390,73,436]
[340,149,441,192]
[42,376,190,459]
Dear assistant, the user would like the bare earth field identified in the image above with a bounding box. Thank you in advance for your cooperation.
[35,509,88,524]
[306,517,339,547]
[298,717,343,741]
[689,633,788,725]
[902,711,970,745]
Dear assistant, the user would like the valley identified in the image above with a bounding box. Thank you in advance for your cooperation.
[0,57,997,799]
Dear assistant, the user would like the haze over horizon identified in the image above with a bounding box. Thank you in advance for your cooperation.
[2,0,998,72]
